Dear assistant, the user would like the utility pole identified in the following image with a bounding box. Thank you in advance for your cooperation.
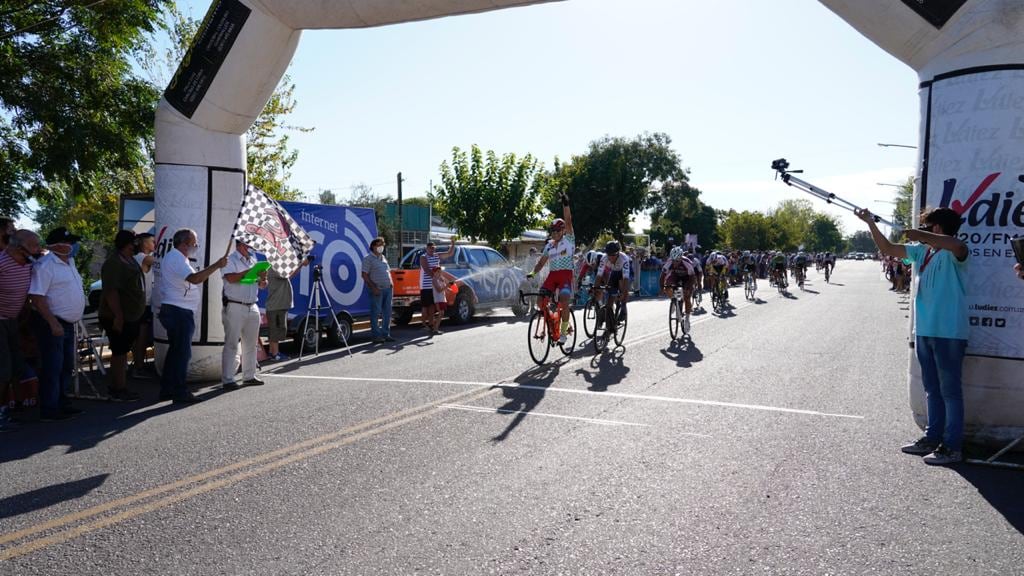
[397,172,404,261]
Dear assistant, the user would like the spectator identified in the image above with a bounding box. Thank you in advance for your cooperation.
[420,237,456,335]
[0,230,41,430]
[157,229,228,404]
[29,227,87,421]
[265,256,309,361]
[98,230,145,402]
[131,232,156,379]
[362,237,394,344]
[220,240,266,391]
[856,206,969,466]
[0,217,15,251]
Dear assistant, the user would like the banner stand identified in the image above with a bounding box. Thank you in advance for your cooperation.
[967,437,1024,470]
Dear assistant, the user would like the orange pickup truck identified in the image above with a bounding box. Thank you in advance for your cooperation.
[391,244,530,325]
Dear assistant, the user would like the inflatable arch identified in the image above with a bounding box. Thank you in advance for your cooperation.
[155,0,1023,445]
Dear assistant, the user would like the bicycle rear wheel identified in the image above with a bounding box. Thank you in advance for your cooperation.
[582,298,598,338]
[613,302,628,346]
[559,309,577,356]
[527,310,551,365]
[669,297,681,340]
[744,277,754,301]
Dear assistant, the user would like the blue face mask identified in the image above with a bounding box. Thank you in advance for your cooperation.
[69,242,80,259]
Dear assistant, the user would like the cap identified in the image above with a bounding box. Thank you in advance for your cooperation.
[45,227,81,245]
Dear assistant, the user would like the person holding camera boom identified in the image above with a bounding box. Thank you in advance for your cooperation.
[855,206,969,466]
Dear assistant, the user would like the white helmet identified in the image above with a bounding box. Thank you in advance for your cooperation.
[586,250,603,266]
[669,246,685,261]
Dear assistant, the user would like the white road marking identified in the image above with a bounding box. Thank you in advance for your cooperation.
[266,374,863,419]
[439,403,652,428]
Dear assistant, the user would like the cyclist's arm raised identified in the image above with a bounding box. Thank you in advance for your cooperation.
[560,192,574,236]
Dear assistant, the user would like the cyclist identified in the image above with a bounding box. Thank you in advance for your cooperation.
[594,240,632,330]
[824,251,836,276]
[528,192,575,344]
[794,250,809,286]
[660,247,696,332]
[770,251,787,286]
[577,249,604,290]
[688,250,703,293]
[706,251,729,302]
[739,250,756,281]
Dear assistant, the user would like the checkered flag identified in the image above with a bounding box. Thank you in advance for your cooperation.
[232,184,315,276]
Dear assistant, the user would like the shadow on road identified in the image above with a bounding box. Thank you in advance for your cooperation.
[490,360,566,442]
[802,288,820,295]
[955,464,1024,535]
[574,347,630,392]
[0,474,109,520]
[660,338,703,368]
[829,282,846,286]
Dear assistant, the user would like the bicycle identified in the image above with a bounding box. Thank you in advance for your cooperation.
[581,285,600,338]
[743,269,757,301]
[667,285,689,341]
[795,266,806,289]
[592,286,628,353]
[824,263,831,283]
[519,288,577,365]
[711,275,728,314]
[691,282,703,310]
[773,268,788,293]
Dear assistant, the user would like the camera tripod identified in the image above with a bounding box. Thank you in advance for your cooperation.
[299,265,352,359]
[771,158,902,231]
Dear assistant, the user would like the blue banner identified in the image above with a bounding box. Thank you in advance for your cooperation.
[258,202,377,320]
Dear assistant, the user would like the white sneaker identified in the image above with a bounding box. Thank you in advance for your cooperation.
[683,314,691,333]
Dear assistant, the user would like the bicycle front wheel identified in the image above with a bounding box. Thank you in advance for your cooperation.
[582,298,597,338]
[527,310,551,365]
[613,303,628,346]
[669,298,681,340]
[559,309,577,356]
[593,304,609,354]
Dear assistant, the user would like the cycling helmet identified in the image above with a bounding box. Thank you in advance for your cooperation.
[669,246,685,261]
[586,250,603,266]
[549,218,566,232]
[604,241,621,255]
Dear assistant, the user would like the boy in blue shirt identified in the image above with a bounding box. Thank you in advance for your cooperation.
[856,206,969,466]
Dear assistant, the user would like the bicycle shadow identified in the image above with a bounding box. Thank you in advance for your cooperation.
[660,338,704,368]
[0,473,109,520]
[781,291,799,300]
[802,288,820,295]
[490,360,566,442]
[574,348,630,392]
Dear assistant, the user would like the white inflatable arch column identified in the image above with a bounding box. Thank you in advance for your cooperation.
[822,0,1024,446]
[153,0,558,380]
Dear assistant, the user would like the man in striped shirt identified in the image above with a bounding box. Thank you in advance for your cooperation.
[0,230,42,431]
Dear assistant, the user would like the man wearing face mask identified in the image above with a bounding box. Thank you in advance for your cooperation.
[0,230,42,430]
[157,229,229,404]
[362,237,394,344]
[220,240,267,390]
[29,227,87,421]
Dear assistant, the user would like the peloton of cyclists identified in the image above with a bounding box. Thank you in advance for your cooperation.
[770,251,788,286]
[527,192,575,344]
[660,247,697,333]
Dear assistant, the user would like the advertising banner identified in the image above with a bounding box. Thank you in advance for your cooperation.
[923,69,1024,359]
[266,202,378,320]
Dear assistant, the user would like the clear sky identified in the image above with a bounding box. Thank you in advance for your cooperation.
[184,0,922,237]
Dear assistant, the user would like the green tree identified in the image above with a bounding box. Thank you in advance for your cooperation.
[768,199,816,251]
[718,210,774,250]
[890,176,914,241]
[319,189,338,205]
[542,133,686,244]
[847,230,877,253]
[348,184,394,246]
[433,145,543,247]
[0,0,169,214]
[804,213,844,252]
[647,179,719,250]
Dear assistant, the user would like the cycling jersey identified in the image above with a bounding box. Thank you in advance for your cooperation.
[542,233,575,271]
[598,253,633,280]
[708,254,728,268]
[662,257,695,277]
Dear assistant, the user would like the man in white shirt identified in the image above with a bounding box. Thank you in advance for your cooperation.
[29,227,87,421]
[157,228,228,404]
[220,240,267,390]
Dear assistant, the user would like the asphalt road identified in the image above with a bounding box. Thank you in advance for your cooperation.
[2,261,1022,575]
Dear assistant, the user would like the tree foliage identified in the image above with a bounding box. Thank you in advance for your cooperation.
[804,213,844,253]
[647,179,718,249]
[0,0,169,214]
[433,145,543,247]
[890,176,914,241]
[541,133,686,244]
[718,210,774,250]
[847,230,877,253]
[318,189,338,205]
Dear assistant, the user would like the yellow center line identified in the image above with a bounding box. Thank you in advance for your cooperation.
[0,385,497,559]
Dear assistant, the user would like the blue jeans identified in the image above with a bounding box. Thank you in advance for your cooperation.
[159,305,195,399]
[915,335,967,450]
[32,314,75,417]
[369,286,393,339]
